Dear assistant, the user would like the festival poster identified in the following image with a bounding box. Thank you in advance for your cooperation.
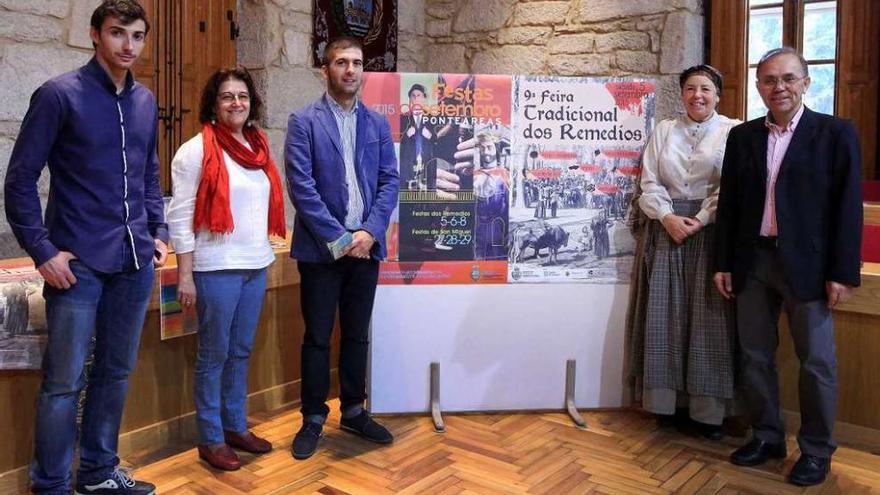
[507,76,655,283]
[159,267,198,340]
[362,72,512,284]
[0,258,46,369]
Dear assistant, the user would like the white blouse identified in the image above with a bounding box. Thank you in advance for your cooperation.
[167,133,275,272]
[638,112,741,225]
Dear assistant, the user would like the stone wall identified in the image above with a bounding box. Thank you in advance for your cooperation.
[423,0,704,120]
[235,0,324,229]
[0,0,99,257]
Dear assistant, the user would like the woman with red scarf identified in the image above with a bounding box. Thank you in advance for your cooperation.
[167,67,286,471]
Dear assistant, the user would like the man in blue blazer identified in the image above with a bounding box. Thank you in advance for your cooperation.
[284,36,399,460]
[714,47,862,486]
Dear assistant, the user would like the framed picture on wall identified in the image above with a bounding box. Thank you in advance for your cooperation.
[312,0,398,71]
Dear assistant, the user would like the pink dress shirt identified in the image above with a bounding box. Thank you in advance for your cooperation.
[760,105,805,236]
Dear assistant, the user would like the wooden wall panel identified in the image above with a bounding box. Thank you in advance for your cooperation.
[836,0,880,180]
[132,0,160,96]
[0,372,41,475]
[149,0,237,193]
[708,0,748,120]
[865,202,880,226]
[835,262,880,316]
[779,311,880,430]
[778,255,880,430]
[175,0,238,152]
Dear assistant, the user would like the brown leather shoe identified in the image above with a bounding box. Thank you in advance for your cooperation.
[198,443,241,471]
[224,430,273,454]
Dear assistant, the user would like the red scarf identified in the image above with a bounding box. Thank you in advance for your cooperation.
[193,123,286,237]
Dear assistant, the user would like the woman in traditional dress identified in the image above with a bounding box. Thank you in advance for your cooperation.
[629,65,741,439]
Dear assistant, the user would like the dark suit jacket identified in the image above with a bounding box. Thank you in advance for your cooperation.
[714,107,862,301]
[284,95,400,263]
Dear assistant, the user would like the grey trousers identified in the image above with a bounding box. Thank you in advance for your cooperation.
[736,247,838,458]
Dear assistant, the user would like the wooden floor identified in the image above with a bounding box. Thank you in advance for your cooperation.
[127,401,880,494]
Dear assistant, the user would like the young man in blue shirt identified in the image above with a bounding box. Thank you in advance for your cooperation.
[4,1,166,493]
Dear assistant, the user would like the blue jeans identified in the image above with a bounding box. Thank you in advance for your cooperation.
[31,260,154,494]
[193,268,267,445]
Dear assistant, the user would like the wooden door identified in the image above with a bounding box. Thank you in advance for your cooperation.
[130,0,174,191]
[131,0,238,194]
[836,0,879,179]
[132,0,160,95]
[176,0,238,153]
[708,0,748,121]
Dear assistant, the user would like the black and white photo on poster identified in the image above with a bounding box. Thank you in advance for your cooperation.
[0,260,47,369]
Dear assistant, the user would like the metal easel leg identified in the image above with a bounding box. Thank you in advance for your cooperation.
[566,359,587,429]
[430,362,446,433]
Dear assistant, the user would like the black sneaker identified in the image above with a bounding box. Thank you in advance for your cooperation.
[292,421,323,460]
[340,410,393,444]
[74,468,155,495]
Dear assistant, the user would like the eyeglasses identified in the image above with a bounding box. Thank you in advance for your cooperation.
[218,92,250,104]
[758,75,807,89]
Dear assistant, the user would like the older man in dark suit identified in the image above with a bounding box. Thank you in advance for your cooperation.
[714,47,862,486]
[285,36,399,460]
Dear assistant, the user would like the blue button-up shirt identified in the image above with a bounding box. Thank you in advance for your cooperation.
[326,94,365,231]
[4,57,168,273]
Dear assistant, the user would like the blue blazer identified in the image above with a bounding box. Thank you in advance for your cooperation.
[714,107,863,300]
[285,95,399,263]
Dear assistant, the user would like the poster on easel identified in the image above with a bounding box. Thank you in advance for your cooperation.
[362,72,512,284]
[360,72,654,285]
[507,76,655,283]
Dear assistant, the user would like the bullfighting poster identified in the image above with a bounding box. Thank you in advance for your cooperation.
[507,76,655,283]
[360,72,654,285]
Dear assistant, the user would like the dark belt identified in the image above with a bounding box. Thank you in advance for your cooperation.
[755,236,778,249]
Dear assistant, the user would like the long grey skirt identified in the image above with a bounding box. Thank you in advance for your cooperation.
[628,200,736,424]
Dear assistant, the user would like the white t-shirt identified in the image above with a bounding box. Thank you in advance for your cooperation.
[167,133,275,272]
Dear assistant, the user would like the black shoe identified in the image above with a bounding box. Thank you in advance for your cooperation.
[292,421,323,460]
[730,438,787,466]
[787,454,830,486]
[340,410,394,444]
[74,469,155,495]
[655,413,676,429]
[698,422,724,441]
